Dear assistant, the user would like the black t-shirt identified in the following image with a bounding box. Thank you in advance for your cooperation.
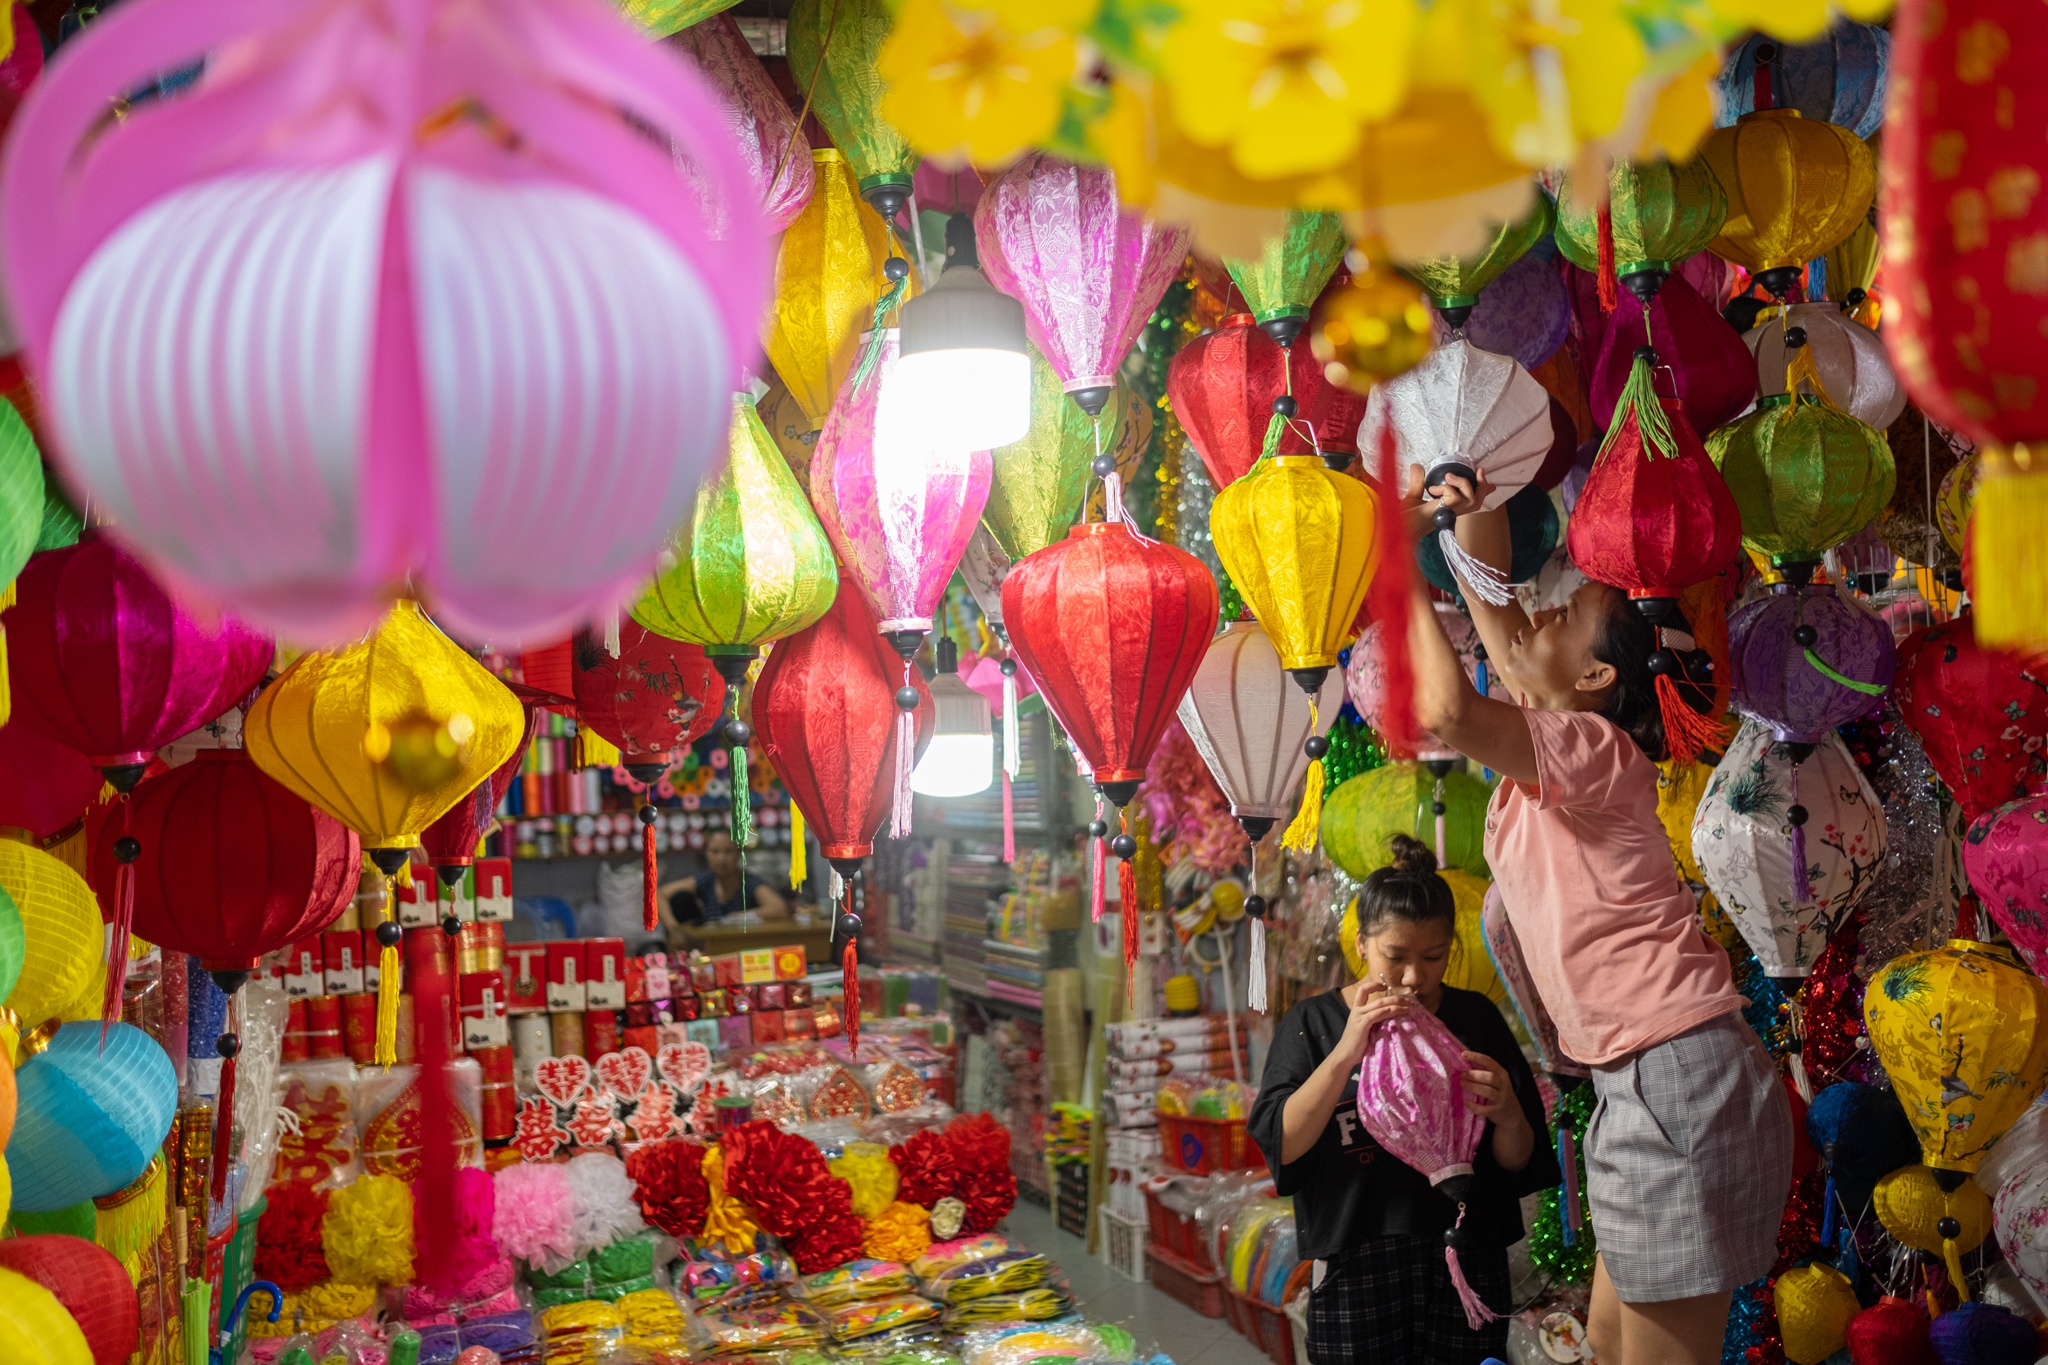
[1248,984,1559,1260]
[668,871,767,925]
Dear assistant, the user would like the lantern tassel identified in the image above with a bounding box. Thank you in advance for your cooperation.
[849,275,911,395]
[1595,199,1618,315]
[1281,700,1324,853]
[1607,350,1678,462]
[1001,768,1015,864]
[1370,420,1416,751]
[730,737,754,848]
[374,937,400,1067]
[1445,1207,1502,1331]
[788,803,806,891]
[1943,1222,1970,1304]
[1971,459,2048,652]
[1002,665,1020,777]
[642,809,658,932]
[603,609,621,658]
[104,803,135,1036]
[842,929,860,1054]
[211,1007,236,1206]
[0,580,12,725]
[1122,858,1139,1005]
[1820,1173,1839,1250]
[1789,756,1812,906]
[890,675,914,839]
[1248,918,1267,1013]
[578,729,620,771]
[1437,529,1515,606]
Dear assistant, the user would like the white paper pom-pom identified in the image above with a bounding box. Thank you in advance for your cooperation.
[564,1151,646,1258]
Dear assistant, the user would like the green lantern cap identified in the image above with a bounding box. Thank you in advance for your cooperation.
[1556,158,1727,291]
[0,402,43,586]
[984,346,1123,561]
[1707,395,1895,565]
[1223,211,1348,344]
[1399,193,1556,319]
[633,394,839,651]
[1319,761,1492,880]
[788,0,917,215]
[612,0,736,38]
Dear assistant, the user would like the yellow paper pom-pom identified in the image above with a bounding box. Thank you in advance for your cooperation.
[830,1142,900,1220]
[699,1146,761,1256]
[298,1280,378,1322]
[322,1173,415,1285]
[862,1200,933,1264]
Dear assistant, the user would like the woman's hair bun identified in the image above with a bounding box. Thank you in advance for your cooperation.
[1386,832,1439,876]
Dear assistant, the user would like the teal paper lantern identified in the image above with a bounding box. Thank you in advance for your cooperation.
[7,1022,175,1212]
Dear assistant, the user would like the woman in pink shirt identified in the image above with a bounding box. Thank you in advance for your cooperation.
[1401,473,1790,1365]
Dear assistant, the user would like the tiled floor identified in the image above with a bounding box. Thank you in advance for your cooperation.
[999,1198,1281,1365]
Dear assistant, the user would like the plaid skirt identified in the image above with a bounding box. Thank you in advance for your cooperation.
[1586,1010,1793,1301]
[1306,1234,1511,1365]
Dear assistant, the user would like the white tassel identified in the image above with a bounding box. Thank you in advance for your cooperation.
[1439,528,1514,606]
[603,608,622,657]
[1002,668,1021,778]
[1788,999,1815,1104]
[829,866,845,904]
[1248,918,1268,1013]
[890,707,914,838]
[1434,775,1448,866]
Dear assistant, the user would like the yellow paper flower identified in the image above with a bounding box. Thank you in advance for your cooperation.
[1425,0,1646,168]
[829,1141,902,1220]
[1159,0,1419,181]
[700,1146,762,1256]
[862,1200,935,1263]
[879,0,1080,165]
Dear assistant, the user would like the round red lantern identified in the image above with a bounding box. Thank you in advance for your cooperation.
[1895,614,2048,824]
[571,621,721,782]
[0,722,101,841]
[0,1234,138,1365]
[1166,314,1329,489]
[88,748,358,992]
[1001,523,1219,809]
[2,532,271,790]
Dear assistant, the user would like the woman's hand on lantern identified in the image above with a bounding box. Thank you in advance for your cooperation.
[1458,1051,1521,1126]
[1428,468,1493,518]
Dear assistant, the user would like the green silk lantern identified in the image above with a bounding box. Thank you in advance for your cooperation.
[613,0,736,37]
[787,0,916,220]
[1556,158,1727,302]
[984,346,1122,562]
[1319,760,1492,880]
[1222,211,1349,346]
[1399,194,1555,328]
[1708,391,1895,571]
[0,402,45,726]
[633,393,840,673]
[34,483,80,555]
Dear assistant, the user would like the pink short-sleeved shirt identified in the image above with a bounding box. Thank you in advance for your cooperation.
[1483,707,1744,1066]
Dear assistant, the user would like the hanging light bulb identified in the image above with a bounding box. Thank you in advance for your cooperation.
[879,213,1032,455]
[910,637,996,798]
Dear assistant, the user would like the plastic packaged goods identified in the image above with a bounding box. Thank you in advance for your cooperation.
[787,1258,920,1307]
[824,1291,945,1340]
[688,1296,830,1353]
[958,1320,1143,1365]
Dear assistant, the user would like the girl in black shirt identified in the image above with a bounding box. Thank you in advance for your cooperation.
[1249,835,1557,1364]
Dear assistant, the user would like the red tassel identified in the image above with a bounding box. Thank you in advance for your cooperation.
[415,971,458,1291]
[1656,672,1726,767]
[1596,200,1618,316]
[642,810,658,933]
[1090,832,1106,924]
[104,803,134,1036]
[1001,769,1015,864]
[842,937,860,1054]
[1958,890,1980,941]
[1120,854,1139,1003]
[211,1044,236,1206]
[1367,420,1416,752]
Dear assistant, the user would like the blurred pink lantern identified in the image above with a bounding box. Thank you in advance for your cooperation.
[1355,1001,1500,1330]
[975,153,1192,416]
[1,0,769,647]
[914,162,987,216]
[1965,795,2048,981]
[667,14,814,234]
[1347,605,1487,761]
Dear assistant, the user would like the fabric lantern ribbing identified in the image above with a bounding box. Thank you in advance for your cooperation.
[1398,193,1554,328]
[1748,305,1904,431]
[570,625,720,775]
[786,0,915,219]
[419,689,544,876]
[1584,273,1758,440]
[1846,1297,1934,1365]
[1865,941,2048,1179]
[1715,25,1890,138]
[2,0,767,646]
[666,14,814,234]
[1728,584,1894,743]
[0,402,41,726]
[762,152,905,428]
[1699,109,1876,295]
[1708,391,1894,572]
[1348,606,1489,762]
[0,1235,136,1365]
[1927,1303,2036,1365]
[1555,158,1727,305]
[1001,523,1218,809]
[0,723,101,843]
[1690,723,1886,983]
[1166,315,1329,489]
[0,1265,92,1365]
[1874,1165,1995,1305]
[1453,251,1570,371]
[1320,762,1491,880]
[983,345,1124,562]
[975,153,1191,416]
[0,842,99,1027]
[86,750,358,989]
[1893,616,2048,825]
[1775,1262,1857,1365]
[1221,210,1348,344]
[8,1022,175,1211]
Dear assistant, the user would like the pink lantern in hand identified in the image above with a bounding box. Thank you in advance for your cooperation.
[975,153,1192,417]
[1356,1002,1500,1331]
[1,0,768,647]
[1965,796,2048,980]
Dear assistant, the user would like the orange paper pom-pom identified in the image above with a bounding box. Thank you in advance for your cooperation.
[862,1200,933,1264]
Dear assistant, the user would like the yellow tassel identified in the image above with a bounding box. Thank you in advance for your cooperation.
[1970,449,2048,652]
[375,937,400,1067]
[1943,1234,1971,1304]
[94,1154,168,1284]
[0,579,12,727]
[1281,700,1324,853]
[788,802,806,891]
[577,728,621,770]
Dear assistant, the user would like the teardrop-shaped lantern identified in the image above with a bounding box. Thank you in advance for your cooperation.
[667,14,816,233]
[786,0,918,220]
[1708,389,1894,573]
[570,623,721,777]
[1965,795,2048,982]
[1746,304,1904,431]
[1221,211,1348,347]
[1166,315,1330,489]
[1177,621,1343,837]
[1556,159,1727,303]
[1894,615,2048,825]
[1585,273,1757,440]
[1399,194,1554,329]
[983,346,1121,562]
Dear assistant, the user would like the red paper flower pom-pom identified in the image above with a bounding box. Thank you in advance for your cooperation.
[626,1139,710,1239]
[943,1112,1012,1179]
[722,1120,843,1237]
[889,1128,959,1208]
[255,1181,332,1290]
[958,1165,1018,1235]
[786,1203,867,1275]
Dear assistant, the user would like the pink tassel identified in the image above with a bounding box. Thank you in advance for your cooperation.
[1444,1207,1501,1331]
[1001,768,1015,864]
[1091,827,1106,924]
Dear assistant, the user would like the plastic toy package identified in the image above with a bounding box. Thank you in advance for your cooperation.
[688,1295,831,1353]
[921,1252,1051,1306]
[939,1287,1071,1327]
[958,1321,1143,1365]
[907,1236,1017,1282]
[535,1298,625,1365]
[1151,1076,1250,1120]
[823,1292,944,1341]
[674,1238,798,1308]
[1220,1197,1299,1305]
[786,1257,920,1307]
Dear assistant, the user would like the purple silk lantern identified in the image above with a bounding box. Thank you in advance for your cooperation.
[1965,795,2048,980]
[1589,273,1757,439]
[1356,1002,1499,1330]
[974,153,1192,416]
[1452,252,1569,369]
[1729,584,1895,743]
[667,14,815,234]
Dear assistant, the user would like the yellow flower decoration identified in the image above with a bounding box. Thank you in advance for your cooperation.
[1423,0,1645,168]
[1703,0,1893,46]
[1159,0,1419,181]
[878,0,1080,165]
[700,1146,762,1256]
[863,1200,935,1263]
[829,1141,902,1220]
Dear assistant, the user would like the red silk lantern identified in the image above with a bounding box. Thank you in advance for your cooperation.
[1001,522,1219,810]
[1587,272,1756,440]
[418,684,551,877]
[88,748,358,991]
[1883,0,2048,649]
[1531,396,1579,491]
[0,1234,137,1365]
[3,532,272,790]
[1166,314,1329,488]
[1314,384,1369,467]
[0,722,101,841]
[1895,615,2048,824]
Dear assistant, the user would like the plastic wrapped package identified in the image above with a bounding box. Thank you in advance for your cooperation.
[787,1258,919,1307]
[920,1251,1049,1305]
[908,1236,1016,1281]
[357,1060,485,1178]
[940,1286,1071,1326]
[1189,1171,1276,1269]
[825,1292,943,1341]
[958,1321,1141,1365]
[1151,1076,1250,1119]
[674,1239,796,1308]
[827,1346,962,1365]
[271,1061,367,1189]
[615,1285,689,1353]
[1220,1198,1297,1303]
[236,976,294,1210]
[687,1296,829,1354]
[859,1101,959,1149]
[415,1309,539,1365]
[536,1298,624,1365]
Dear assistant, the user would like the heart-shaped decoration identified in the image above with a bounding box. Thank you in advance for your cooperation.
[534,1054,592,1109]
[597,1046,653,1100]
[658,1041,711,1092]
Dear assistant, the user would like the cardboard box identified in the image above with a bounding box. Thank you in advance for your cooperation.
[545,942,587,1012]
[643,956,672,1002]
[656,1022,689,1053]
[622,1024,660,1056]
[750,1010,786,1045]
[739,948,777,984]
[688,957,717,992]
[672,995,700,1022]
[783,1008,816,1041]
[624,958,648,1004]
[459,970,510,1050]
[710,954,743,989]
[395,863,438,929]
[772,945,807,980]
[683,1019,721,1051]
[505,943,549,1014]
[474,858,514,924]
[283,937,324,999]
[716,1016,751,1052]
[584,939,626,1010]
[697,988,727,1019]
[322,930,365,995]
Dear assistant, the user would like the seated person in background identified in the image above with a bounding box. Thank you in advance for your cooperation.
[658,829,790,950]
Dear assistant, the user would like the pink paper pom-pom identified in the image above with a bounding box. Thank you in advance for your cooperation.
[490,1161,577,1274]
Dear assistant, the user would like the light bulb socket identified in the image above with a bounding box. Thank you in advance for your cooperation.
[935,636,960,675]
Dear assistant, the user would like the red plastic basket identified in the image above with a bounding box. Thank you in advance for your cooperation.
[1144,1186,1216,1273]
[1146,1242,1227,1319]
[1225,1287,1298,1365]
[1158,1113,1258,1175]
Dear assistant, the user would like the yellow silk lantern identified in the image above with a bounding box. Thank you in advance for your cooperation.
[1875,1164,1994,1301]
[0,1265,92,1365]
[1824,210,1879,306]
[1656,760,1715,884]
[763,150,906,429]
[1699,109,1875,296]
[0,840,99,1026]
[1773,1263,1857,1365]
[1865,940,2048,1179]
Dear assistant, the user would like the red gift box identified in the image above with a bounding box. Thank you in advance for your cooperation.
[728,988,753,1016]
[460,970,510,1050]
[282,998,310,1061]
[711,954,743,989]
[783,1008,815,1041]
[322,930,365,996]
[786,980,814,1009]
[624,1001,655,1028]
[395,863,438,929]
[673,995,701,1022]
[643,955,672,1001]
[688,957,717,991]
[585,1009,621,1059]
[474,857,513,924]
[283,937,324,999]
[624,958,649,1004]
[546,942,587,1011]
[773,945,807,980]
[623,1024,660,1056]
[749,1011,786,1045]
[755,982,787,1011]
[505,943,549,1014]
[584,938,626,1010]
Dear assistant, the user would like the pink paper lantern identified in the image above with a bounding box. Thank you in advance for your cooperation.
[1,0,769,647]
[1346,604,1485,761]
[667,14,814,234]
[1965,794,2048,980]
[809,328,993,647]
[974,153,1192,415]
